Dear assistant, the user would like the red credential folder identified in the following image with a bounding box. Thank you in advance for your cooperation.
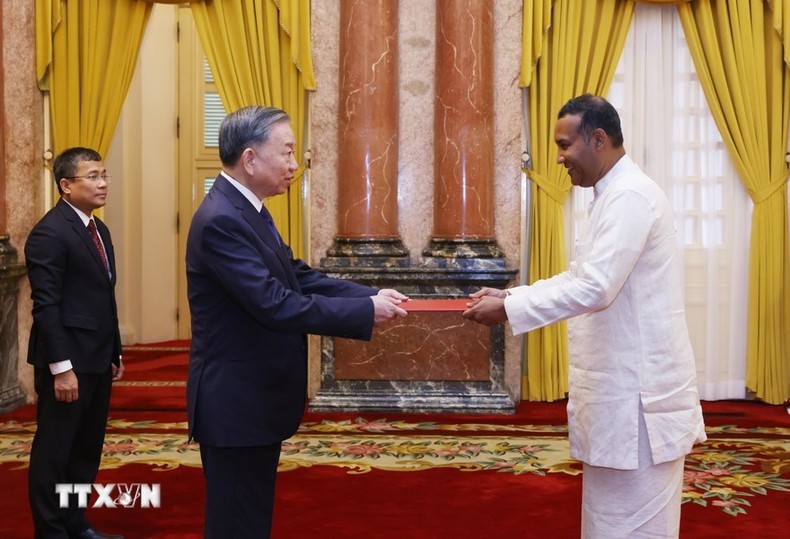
[399,298,470,312]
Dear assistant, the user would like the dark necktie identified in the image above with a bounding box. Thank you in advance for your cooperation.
[87,219,110,274]
[260,207,300,292]
[260,208,281,246]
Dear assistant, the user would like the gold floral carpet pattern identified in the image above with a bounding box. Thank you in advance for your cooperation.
[1,416,787,517]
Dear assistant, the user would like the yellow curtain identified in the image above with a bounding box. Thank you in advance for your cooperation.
[678,0,790,404]
[519,0,634,401]
[190,0,316,258]
[519,0,552,88]
[35,0,153,157]
[767,0,790,65]
[637,0,691,4]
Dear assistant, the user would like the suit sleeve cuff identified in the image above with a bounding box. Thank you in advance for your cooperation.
[49,360,73,375]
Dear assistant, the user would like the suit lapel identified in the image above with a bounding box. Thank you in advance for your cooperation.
[213,176,301,292]
[57,200,111,283]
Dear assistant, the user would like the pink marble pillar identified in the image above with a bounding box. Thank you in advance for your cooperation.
[424,0,504,265]
[0,4,28,412]
[323,0,408,267]
[0,6,5,240]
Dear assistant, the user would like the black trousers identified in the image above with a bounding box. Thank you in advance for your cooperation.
[28,367,112,539]
[199,442,282,539]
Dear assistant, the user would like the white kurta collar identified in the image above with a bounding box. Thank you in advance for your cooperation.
[593,154,634,199]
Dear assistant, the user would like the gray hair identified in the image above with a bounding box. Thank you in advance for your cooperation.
[218,106,291,166]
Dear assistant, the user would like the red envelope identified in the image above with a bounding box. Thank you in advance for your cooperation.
[400,299,470,312]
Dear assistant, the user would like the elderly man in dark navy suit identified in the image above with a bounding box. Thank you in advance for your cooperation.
[26,147,124,539]
[186,105,409,538]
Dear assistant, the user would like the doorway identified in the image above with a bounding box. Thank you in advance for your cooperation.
[175,6,224,339]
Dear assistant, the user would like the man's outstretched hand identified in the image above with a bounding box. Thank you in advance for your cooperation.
[372,289,409,325]
[463,288,508,326]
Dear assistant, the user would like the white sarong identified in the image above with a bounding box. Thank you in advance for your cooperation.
[581,412,685,538]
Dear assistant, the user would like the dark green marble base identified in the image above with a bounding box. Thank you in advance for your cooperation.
[421,237,509,270]
[322,237,410,268]
[0,236,27,413]
[423,237,505,259]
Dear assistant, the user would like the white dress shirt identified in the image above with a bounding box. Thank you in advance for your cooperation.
[220,170,264,212]
[505,155,706,469]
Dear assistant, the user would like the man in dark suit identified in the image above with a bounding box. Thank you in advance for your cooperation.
[25,147,124,539]
[186,106,408,538]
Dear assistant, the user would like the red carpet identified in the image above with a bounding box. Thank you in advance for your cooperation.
[0,342,787,538]
[109,341,189,412]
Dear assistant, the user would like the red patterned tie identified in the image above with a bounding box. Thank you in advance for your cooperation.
[87,219,110,274]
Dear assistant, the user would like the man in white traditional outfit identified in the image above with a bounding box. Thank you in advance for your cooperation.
[463,94,707,539]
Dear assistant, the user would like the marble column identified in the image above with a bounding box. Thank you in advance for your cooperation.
[323,0,409,268]
[423,0,505,268]
[0,6,28,412]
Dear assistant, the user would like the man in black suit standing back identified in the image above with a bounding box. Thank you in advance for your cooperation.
[186,106,409,538]
[25,147,124,539]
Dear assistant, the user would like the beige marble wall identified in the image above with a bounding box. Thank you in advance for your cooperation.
[310,0,524,399]
[3,0,45,401]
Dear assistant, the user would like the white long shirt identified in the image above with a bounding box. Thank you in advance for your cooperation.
[505,155,706,469]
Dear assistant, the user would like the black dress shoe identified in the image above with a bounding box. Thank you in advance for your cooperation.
[69,528,124,539]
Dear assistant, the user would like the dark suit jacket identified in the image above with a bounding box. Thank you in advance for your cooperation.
[186,175,376,447]
[25,199,121,372]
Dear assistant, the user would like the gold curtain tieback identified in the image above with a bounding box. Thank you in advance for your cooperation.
[525,168,569,204]
[751,173,788,204]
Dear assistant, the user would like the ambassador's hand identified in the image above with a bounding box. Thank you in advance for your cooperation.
[377,288,409,302]
[371,295,408,325]
[54,370,79,403]
[468,287,507,300]
[462,296,508,326]
[112,357,124,381]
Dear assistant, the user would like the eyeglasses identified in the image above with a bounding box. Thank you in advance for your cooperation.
[66,173,112,184]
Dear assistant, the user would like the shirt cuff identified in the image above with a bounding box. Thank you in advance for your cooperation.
[507,285,529,296]
[504,294,538,336]
[49,360,73,375]
[503,295,522,333]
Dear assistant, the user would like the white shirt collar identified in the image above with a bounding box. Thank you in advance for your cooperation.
[63,200,93,226]
[221,171,263,212]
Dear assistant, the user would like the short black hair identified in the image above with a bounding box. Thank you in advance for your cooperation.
[52,147,103,195]
[218,106,291,166]
[557,94,624,148]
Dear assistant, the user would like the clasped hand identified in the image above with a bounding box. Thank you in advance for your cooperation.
[462,287,508,326]
[371,289,409,325]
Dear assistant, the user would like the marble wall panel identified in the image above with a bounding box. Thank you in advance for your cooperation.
[334,311,490,381]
